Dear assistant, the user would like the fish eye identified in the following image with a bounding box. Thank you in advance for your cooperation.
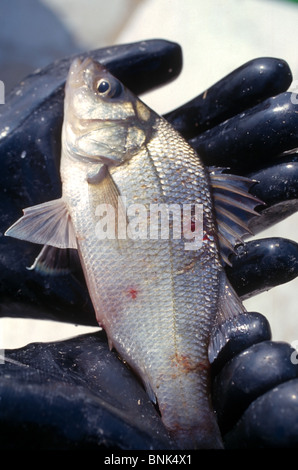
[96,77,123,99]
[96,79,111,94]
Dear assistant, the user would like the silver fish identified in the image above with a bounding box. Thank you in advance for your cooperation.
[6,58,262,449]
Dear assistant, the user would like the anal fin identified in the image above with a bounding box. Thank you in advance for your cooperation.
[209,270,246,364]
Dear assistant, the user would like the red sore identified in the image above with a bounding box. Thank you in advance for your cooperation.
[127,288,138,299]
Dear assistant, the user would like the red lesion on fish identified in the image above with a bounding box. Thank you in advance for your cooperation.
[203,233,211,241]
[202,226,216,242]
[126,287,138,300]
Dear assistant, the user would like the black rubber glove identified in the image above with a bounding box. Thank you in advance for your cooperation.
[0,39,298,450]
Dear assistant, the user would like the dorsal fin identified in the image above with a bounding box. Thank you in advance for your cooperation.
[208,167,264,266]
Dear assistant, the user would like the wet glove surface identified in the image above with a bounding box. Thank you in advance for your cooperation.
[1,39,298,449]
[211,313,298,448]
[0,330,173,450]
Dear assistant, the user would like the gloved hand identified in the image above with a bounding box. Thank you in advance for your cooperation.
[0,39,298,450]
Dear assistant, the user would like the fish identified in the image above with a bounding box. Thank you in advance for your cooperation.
[5,57,262,449]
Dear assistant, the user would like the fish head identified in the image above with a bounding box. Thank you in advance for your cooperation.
[62,57,155,168]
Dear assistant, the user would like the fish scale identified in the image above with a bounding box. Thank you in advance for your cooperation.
[5,57,263,449]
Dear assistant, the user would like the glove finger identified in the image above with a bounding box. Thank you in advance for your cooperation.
[248,154,298,232]
[210,311,272,373]
[224,378,298,448]
[212,341,298,437]
[105,39,182,94]
[165,57,292,139]
[189,92,298,173]
[0,332,173,450]
[227,237,298,299]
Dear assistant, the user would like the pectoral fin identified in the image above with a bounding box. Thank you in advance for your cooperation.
[5,198,77,249]
[90,168,128,245]
[87,163,108,184]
